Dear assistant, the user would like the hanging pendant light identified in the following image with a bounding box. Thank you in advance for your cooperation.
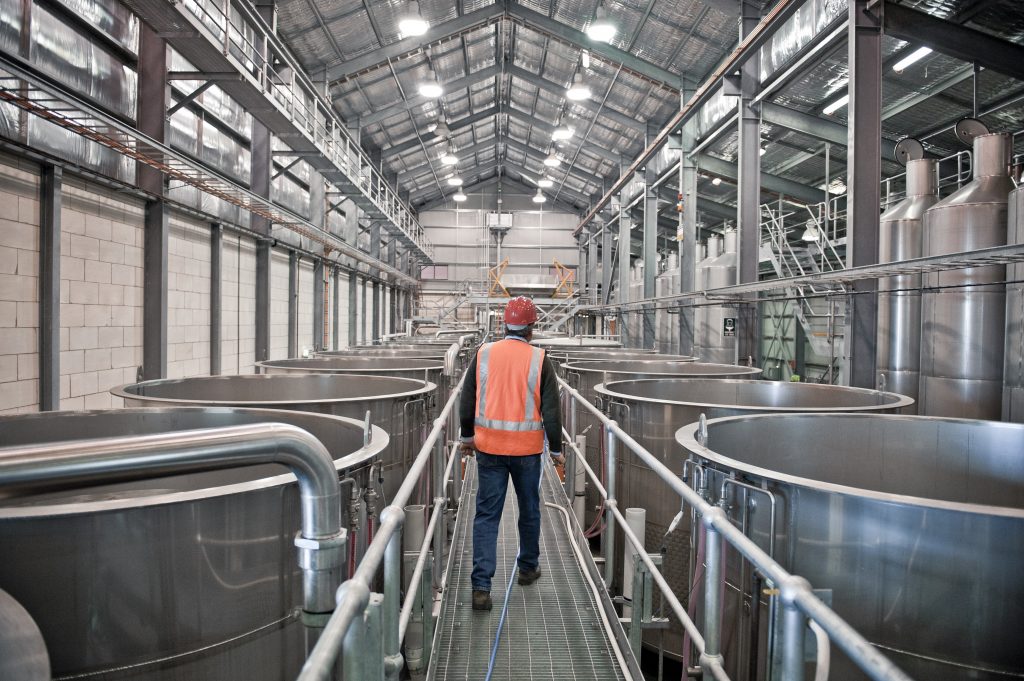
[398,1,429,36]
[801,219,820,242]
[586,6,616,43]
[418,71,443,98]
[543,152,561,168]
[453,190,467,202]
[566,72,592,101]
[532,188,546,204]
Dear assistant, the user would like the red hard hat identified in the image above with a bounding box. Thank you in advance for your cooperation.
[504,296,538,326]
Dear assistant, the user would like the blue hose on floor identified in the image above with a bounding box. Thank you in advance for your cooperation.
[483,456,546,681]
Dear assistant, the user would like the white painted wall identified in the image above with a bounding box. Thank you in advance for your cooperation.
[298,259,314,355]
[221,233,257,374]
[167,217,211,378]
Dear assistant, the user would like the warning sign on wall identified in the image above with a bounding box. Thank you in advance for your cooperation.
[723,318,736,337]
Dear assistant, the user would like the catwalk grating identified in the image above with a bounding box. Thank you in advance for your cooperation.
[429,460,628,681]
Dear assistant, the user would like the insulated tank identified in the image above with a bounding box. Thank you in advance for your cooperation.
[696,229,738,364]
[0,408,387,681]
[677,413,1024,680]
[626,262,645,348]
[258,356,447,404]
[655,252,681,354]
[1004,184,1024,421]
[595,378,913,658]
[693,238,719,360]
[876,158,939,412]
[919,132,1014,418]
[113,374,434,499]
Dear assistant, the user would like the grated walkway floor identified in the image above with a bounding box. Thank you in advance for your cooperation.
[429,459,627,681]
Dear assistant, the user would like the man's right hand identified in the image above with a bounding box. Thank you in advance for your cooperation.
[460,439,476,457]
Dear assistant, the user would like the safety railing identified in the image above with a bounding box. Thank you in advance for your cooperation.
[557,376,913,681]
[297,371,468,681]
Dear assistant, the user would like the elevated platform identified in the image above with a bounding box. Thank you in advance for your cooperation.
[429,460,632,681]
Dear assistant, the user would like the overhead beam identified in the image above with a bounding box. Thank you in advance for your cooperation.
[326,6,505,82]
[697,153,826,204]
[504,138,606,188]
[506,1,682,90]
[884,3,1024,81]
[400,138,498,180]
[761,102,899,162]
[383,105,499,159]
[507,66,646,133]
[360,65,501,127]
[505,109,623,163]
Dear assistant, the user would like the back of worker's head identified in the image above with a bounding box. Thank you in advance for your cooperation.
[504,297,538,340]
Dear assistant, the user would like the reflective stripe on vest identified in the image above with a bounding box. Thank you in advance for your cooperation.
[474,339,545,455]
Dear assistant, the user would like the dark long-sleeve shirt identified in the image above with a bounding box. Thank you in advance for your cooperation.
[460,338,563,454]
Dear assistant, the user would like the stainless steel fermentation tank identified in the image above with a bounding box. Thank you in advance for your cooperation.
[113,374,435,500]
[259,355,447,404]
[656,252,682,354]
[318,347,448,359]
[533,337,623,349]
[1004,184,1024,421]
[0,408,387,681]
[627,262,645,347]
[920,132,1014,418]
[594,379,913,658]
[695,229,738,364]
[876,158,938,412]
[563,360,762,529]
[677,413,1024,681]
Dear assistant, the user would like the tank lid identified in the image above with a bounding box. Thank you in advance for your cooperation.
[973,132,1012,179]
[905,158,938,197]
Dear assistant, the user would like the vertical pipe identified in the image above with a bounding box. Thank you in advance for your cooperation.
[703,522,722,660]
[432,436,446,588]
[781,597,806,681]
[604,422,618,588]
[383,518,404,681]
[623,507,646,618]
[573,434,586,526]
[341,602,366,680]
[363,594,385,681]
[210,223,222,375]
[421,559,434,669]
[38,164,61,409]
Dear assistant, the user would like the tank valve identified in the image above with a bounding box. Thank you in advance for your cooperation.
[364,487,379,519]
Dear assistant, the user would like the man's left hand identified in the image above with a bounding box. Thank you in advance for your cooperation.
[550,451,565,467]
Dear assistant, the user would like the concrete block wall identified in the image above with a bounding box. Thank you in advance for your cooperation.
[221,233,257,374]
[270,249,289,359]
[167,217,211,379]
[298,259,314,354]
[336,274,349,350]
[59,176,145,410]
[0,157,40,414]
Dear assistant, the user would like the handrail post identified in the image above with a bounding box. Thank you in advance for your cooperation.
[701,510,724,673]
[382,508,404,681]
[781,577,809,681]
[363,594,385,680]
[604,421,618,588]
[421,558,435,669]
[342,597,367,680]
[432,436,446,588]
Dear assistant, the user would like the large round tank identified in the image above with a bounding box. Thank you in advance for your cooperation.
[318,347,449,359]
[259,356,447,406]
[595,379,913,657]
[112,374,434,499]
[656,252,682,354]
[1004,185,1024,421]
[877,158,939,413]
[694,236,721,365]
[677,413,1024,680]
[626,262,645,348]
[920,133,1014,418]
[533,336,623,349]
[0,407,387,681]
[696,229,738,364]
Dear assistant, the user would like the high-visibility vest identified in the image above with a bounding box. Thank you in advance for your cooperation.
[474,338,546,455]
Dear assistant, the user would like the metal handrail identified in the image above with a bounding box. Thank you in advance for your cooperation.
[297,371,468,681]
[557,377,913,681]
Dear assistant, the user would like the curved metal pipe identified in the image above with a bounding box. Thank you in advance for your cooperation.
[0,422,346,614]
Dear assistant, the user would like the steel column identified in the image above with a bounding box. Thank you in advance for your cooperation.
[313,259,325,351]
[846,0,882,388]
[643,125,658,349]
[587,226,599,304]
[371,224,381,342]
[601,219,614,305]
[737,1,762,367]
[250,112,272,363]
[603,424,617,588]
[332,267,341,350]
[210,223,222,375]
[38,164,60,410]
[288,250,298,358]
[255,241,270,363]
[348,271,358,347]
[618,166,632,345]
[679,88,698,356]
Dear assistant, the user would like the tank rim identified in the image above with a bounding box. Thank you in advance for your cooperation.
[677,412,1024,518]
[565,360,763,376]
[257,358,444,373]
[0,406,389,518]
[596,378,915,411]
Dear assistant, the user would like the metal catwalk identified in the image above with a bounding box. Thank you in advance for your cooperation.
[429,460,629,681]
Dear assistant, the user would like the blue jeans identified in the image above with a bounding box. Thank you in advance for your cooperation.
[471,452,542,592]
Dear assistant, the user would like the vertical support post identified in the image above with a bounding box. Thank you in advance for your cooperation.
[313,259,325,351]
[679,86,698,356]
[210,223,222,375]
[618,167,632,346]
[846,0,882,388]
[703,520,723,668]
[643,124,658,350]
[432,436,446,588]
[604,422,618,588]
[420,560,434,668]
[287,250,298,357]
[383,516,404,681]
[587,226,599,304]
[370,224,382,342]
[250,122,272,363]
[362,594,385,681]
[38,164,61,410]
[342,603,367,680]
[348,271,358,347]
[737,1,762,368]
[361,276,369,345]
[255,241,271,363]
[780,587,807,681]
[332,266,341,350]
[563,396,577,506]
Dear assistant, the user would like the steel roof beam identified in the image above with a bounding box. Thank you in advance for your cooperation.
[360,65,501,127]
[884,3,1024,81]
[761,102,899,162]
[325,6,506,83]
[507,66,647,133]
[383,105,500,158]
[697,153,826,204]
[504,138,606,187]
[400,138,499,181]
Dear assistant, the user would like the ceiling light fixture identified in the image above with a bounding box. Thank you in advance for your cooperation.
[398,1,429,36]
[552,125,574,141]
[440,144,458,165]
[532,188,546,204]
[586,6,617,43]
[453,190,467,202]
[566,73,592,101]
[537,177,554,188]
[418,72,443,98]
[432,121,450,138]
[822,93,849,116]
[447,176,463,187]
[711,177,722,186]
[543,152,561,167]
[801,219,820,242]
[892,46,933,73]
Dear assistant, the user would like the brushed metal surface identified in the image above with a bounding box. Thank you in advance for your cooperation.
[113,374,435,500]
[920,133,1014,418]
[1004,186,1024,422]
[695,230,738,365]
[677,413,1024,680]
[0,407,387,680]
[595,379,912,658]
[877,158,938,413]
[0,588,49,681]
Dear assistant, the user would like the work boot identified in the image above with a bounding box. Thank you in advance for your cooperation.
[518,567,542,586]
[472,590,492,611]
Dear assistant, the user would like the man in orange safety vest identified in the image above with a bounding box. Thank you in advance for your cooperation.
[459,296,564,611]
